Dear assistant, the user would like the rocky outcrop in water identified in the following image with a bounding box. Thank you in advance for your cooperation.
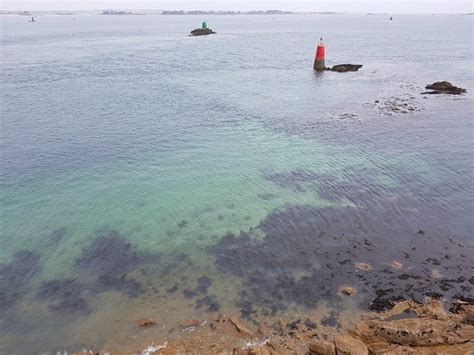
[190,28,216,36]
[423,81,467,95]
[327,64,363,72]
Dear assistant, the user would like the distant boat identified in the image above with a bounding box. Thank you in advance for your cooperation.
[390,16,393,20]
[29,16,35,22]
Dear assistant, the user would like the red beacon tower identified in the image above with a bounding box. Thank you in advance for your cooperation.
[314,38,326,71]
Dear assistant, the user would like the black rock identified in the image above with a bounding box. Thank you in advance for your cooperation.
[423,81,467,95]
[190,28,216,36]
[328,64,363,72]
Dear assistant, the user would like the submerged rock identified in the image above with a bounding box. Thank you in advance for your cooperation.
[339,286,356,296]
[190,28,216,36]
[389,260,403,270]
[423,81,467,95]
[328,64,363,72]
[136,318,156,327]
[180,319,200,328]
[229,316,253,337]
[355,262,373,272]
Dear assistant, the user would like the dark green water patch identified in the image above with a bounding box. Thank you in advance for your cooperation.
[36,278,91,314]
[210,204,474,320]
[0,250,41,310]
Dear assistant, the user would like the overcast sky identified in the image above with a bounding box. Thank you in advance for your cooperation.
[2,0,472,13]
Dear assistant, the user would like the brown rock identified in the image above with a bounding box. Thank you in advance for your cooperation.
[366,342,408,354]
[272,319,286,334]
[371,318,471,346]
[248,346,272,355]
[431,269,443,279]
[180,319,200,328]
[233,347,272,355]
[389,261,403,270]
[339,286,356,296]
[308,340,336,355]
[216,313,229,323]
[229,317,253,337]
[135,318,155,327]
[257,322,270,335]
[334,335,369,355]
[355,263,373,271]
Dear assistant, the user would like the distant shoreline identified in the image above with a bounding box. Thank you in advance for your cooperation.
[1,10,472,16]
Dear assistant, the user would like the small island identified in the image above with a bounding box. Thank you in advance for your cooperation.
[190,21,216,36]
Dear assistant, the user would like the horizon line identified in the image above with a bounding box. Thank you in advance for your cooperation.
[1,9,473,15]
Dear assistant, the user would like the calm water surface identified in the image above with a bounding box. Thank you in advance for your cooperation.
[1,14,473,353]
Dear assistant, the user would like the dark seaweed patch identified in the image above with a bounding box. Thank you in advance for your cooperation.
[210,203,474,320]
[195,294,221,312]
[167,284,178,294]
[75,231,159,297]
[182,275,216,310]
[304,319,318,330]
[97,274,142,298]
[0,251,41,310]
[321,310,340,328]
[369,290,405,312]
[36,276,129,314]
[196,276,212,294]
[183,289,197,299]
[37,278,82,301]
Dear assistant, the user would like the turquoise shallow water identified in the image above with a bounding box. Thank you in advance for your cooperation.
[1,13,473,352]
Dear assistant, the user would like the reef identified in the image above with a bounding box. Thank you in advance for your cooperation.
[210,203,473,321]
[423,81,467,95]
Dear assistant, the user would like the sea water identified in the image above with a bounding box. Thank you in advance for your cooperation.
[1,14,473,352]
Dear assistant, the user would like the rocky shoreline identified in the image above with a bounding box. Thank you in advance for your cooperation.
[74,298,473,354]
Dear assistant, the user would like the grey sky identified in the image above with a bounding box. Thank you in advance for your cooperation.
[1,0,472,13]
